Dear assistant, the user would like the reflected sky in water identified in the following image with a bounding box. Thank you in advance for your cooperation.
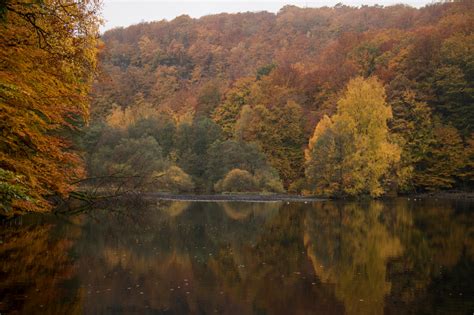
[1,199,473,314]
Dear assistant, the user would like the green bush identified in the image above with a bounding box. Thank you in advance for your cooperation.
[254,170,285,193]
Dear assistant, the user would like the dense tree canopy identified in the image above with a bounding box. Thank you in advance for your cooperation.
[0,0,101,215]
[3,0,474,215]
[86,0,473,196]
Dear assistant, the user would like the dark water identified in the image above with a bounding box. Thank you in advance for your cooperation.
[1,198,473,315]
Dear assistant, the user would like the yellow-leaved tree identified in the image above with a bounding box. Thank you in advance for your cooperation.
[305,77,401,197]
[0,0,102,215]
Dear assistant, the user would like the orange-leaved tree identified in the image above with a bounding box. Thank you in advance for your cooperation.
[0,0,102,215]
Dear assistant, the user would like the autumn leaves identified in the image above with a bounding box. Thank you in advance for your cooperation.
[0,1,101,215]
[305,77,401,197]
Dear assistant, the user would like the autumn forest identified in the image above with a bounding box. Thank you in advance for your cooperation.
[1,0,474,216]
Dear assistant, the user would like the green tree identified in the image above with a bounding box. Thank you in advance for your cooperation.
[389,91,434,192]
[205,140,268,187]
[253,169,285,193]
[127,115,176,157]
[90,136,166,191]
[432,34,474,135]
[195,81,222,118]
[304,115,342,196]
[235,101,305,187]
[174,117,222,187]
[413,122,465,190]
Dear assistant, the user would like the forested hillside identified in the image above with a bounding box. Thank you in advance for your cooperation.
[86,1,473,196]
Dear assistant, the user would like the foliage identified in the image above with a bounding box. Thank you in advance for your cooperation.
[214,168,284,193]
[214,169,257,193]
[413,122,466,190]
[127,115,176,157]
[173,117,222,187]
[253,169,285,193]
[305,77,401,197]
[196,81,222,117]
[88,1,474,194]
[234,101,305,187]
[389,91,434,191]
[459,135,474,188]
[0,0,101,214]
[431,33,474,136]
[0,168,32,214]
[151,166,195,193]
[3,1,471,203]
[212,78,254,138]
[205,140,268,186]
[89,135,167,191]
[304,115,341,196]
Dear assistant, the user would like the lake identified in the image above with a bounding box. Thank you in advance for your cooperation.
[1,198,473,314]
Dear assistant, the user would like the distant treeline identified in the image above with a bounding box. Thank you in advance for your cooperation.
[87,1,473,196]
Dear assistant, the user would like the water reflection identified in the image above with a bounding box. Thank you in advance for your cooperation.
[0,216,83,314]
[304,201,403,315]
[1,199,473,314]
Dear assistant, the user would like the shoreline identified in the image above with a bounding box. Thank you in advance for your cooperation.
[409,190,474,200]
[144,191,474,202]
[144,193,324,202]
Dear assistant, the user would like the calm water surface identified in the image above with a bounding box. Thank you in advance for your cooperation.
[1,198,473,314]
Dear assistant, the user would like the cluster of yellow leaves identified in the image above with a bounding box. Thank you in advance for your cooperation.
[104,95,194,131]
[305,77,401,197]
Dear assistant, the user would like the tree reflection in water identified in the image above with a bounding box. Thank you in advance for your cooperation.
[1,198,473,314]
[304,201,403,315]
[0,216,83,314]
